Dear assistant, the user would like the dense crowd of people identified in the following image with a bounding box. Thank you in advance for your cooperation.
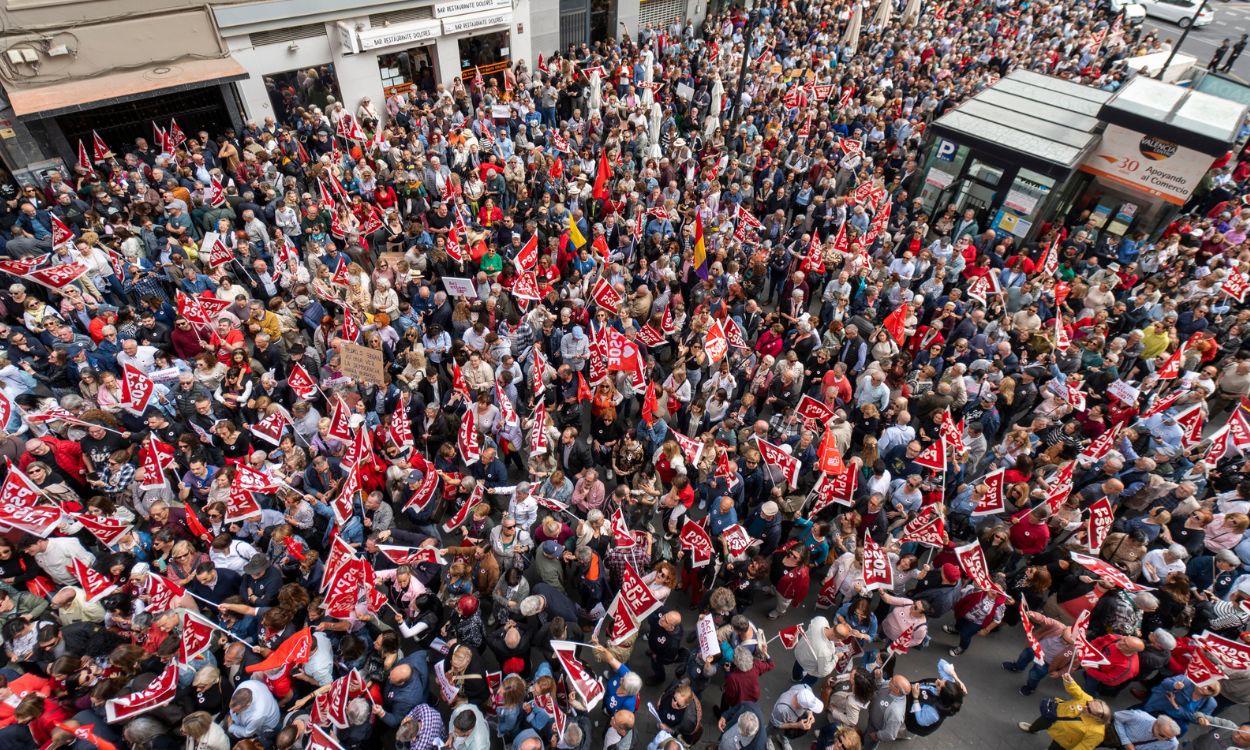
[0,1,1247,750]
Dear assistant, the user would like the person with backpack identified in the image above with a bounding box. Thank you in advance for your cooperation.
[903,660,967,739]
[1017,673,1112,750]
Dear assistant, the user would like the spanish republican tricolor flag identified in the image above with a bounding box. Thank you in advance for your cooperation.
[693,212,708,279]
[569,213,587,249]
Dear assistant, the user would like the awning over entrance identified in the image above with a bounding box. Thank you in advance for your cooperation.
[930,69,1114,178]
[5,56,248,119]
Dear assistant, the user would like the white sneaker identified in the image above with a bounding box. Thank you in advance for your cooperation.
[1017,722,1033,733]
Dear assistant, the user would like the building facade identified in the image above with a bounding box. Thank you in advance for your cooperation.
[0,0,252,184]
[215,0,536,125]
[0,0,705,179]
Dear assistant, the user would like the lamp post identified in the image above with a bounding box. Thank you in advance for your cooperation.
[730,1,760,133]
[1156,0,1210,80]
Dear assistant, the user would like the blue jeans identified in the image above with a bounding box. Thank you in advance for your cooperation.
[955,617,981,650]
[1012,647,1049,690]
[791,661,818,686]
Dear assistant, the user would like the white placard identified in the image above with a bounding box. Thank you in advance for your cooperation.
[434,660,459,701]
[442,276,478,298]
[676,83,694,101]
[697,613,718,659]
[1107,379,1141,405]
[198,231,220,258]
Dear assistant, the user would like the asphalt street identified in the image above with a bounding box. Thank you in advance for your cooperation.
[1142,1,1250,80]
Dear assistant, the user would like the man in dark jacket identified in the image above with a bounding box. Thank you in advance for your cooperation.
[645,609,685,685]
[239,553,283,607]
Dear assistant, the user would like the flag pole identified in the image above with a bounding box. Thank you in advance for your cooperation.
[880,650,898,670]
[152,434,172,496]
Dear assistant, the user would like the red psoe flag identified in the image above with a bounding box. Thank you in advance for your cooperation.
[882,303,908,345]
[678,518,714,568]
[246,627,313,673]
[971,468,1006,517]
[105,664,178,722]
[287,364,319,400]
[68,557,116,603]
[120,363,155,413]
[610,508,635,548]
[179,610,218,664]
[1086,497,1115,552]
[1186,648,1227,688]
[704,318,729,365]
[551,640,606,710]
[73,513,132,547]
[754,435,800,489]
[860,533,894,591]
[777,624,806,650]
[619,563,664,620]
[458,407,481,465]
[1020,604,1045,665]
[954,541,1003,594]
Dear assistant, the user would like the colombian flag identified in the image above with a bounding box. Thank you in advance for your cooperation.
[693,213,708,279]
[569,213,587,249]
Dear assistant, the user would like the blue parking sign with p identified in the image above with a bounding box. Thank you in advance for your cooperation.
[936,140,957,161]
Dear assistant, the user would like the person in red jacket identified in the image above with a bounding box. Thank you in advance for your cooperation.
[719,643,776,714]
[1083,634,1144,697]
[1009,506,1052,559]
[945,582,1008,657]
[769,542,811,620]
[19,437,88,494]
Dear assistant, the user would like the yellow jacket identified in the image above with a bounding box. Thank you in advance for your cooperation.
[1046,680,1106,750]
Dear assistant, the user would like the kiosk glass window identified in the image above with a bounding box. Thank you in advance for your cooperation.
[1002,168,1054,220]
[264,64,343,127]
[918,138,969,214]
[953,159,1002,221]
[378,47,437,96]
[459,30,511,72]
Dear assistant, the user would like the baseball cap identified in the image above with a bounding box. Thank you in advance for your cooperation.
[794,686,823,713]
[244,553,271,576]
[541,540,561,558]
[941,563,960,581]
[761,501,779,517]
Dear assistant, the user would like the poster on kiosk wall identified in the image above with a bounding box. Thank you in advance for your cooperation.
[1080,124,1216,206]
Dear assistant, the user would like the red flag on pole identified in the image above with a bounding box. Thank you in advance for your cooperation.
[593,149,611,200]
[861,534,894,591]
[73,513,132,547]
[882,304,908,346]
[179,611,218,664]
[458,408,481,465]
[246,627,313,673]
[91,131,111,162]
[76,141,93,173]
[1020,604,1045,664]
[577,372,593,402]
[68,557,116,603]
[105,664,177,722]
[777,624,806,650]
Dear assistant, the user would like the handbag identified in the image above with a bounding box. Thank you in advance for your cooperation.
[1038,698,1060,721]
